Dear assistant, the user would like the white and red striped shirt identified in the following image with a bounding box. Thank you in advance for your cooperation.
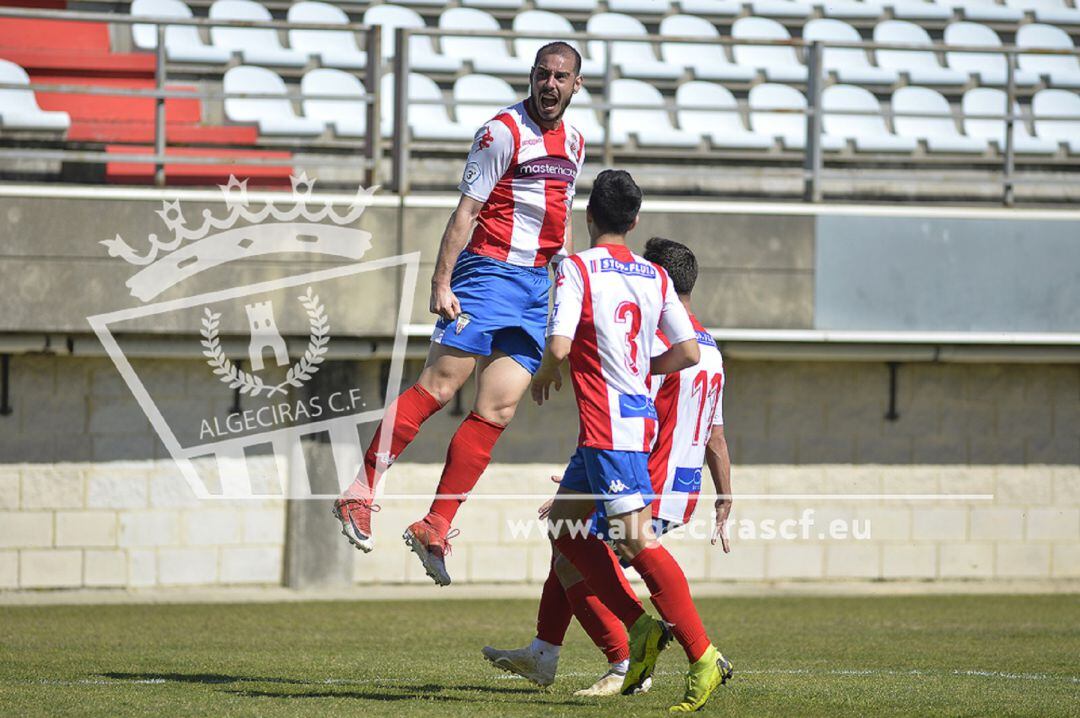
[458,100,584,268]
[648,315,725,524]
[548,244,696,452]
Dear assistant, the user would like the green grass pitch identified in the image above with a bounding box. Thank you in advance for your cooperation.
[1,594,1077,717]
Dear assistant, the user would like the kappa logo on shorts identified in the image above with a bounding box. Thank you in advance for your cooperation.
[607,479,630,493]
[455,313,472,334]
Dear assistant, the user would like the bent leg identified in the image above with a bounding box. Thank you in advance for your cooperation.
[553,550,630,664]
[424,351,531,529]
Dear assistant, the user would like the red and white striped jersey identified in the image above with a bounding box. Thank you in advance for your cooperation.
[548,243,696,452]
[648,315,725,524]
[458,101,584,268]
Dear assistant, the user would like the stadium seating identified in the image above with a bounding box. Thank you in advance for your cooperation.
[564,85,607,144]
[453,73,516,127]
[934,0,1023,22]
[749,0,813,19]
[439,7,531,75]
[803,18,898,85]
[1032,88,1080,152]
[223,65,325,135]
[961,87,1060,153]
[462,0,525,8]
[287,1,367,70]
[609,78,702,146]
[732,16,808,82]
[535,0,599,11]
[818,0,887,21]
[609,0,672,13]
[891,85,989,152]
[874,20,969,85]
[891,0,953,21]
[0,58,70,131]
[512,11,605,76]
[944,23,1039,87]
[676,0,742,15]
[209,0,310,67]
[658,14,757,82]
[822,84,917,152]
[1005,0,1080,25]
[131,0,232,64]
[675,80,775,148]
[363,4,461,73]
[748,83,845,150]
[301,67,366,138]
[1017,24,1080,88]
[586,13,684,79]
[379,71,476,140]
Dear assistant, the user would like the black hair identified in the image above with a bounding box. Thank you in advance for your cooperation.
[534,41,582,75]
[588,169,642,236]
[644,236,698,295]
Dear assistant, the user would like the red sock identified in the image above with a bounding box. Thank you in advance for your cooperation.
[565,579,630,663]
[553,534,644,628]
[346,384,442,499]
[426,412,505,527]
[629,546,711,662]
[535,562,573,646]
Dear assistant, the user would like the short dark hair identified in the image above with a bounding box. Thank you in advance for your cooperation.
[588,169,642,236]
[534,41,581,75]
[644,236,698,295]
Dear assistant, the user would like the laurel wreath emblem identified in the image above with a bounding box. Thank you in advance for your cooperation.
[200,287,330,398]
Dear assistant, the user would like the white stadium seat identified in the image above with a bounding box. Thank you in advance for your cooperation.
[586,13,684,80]
[823,84,917,152]
[874,20,968,85]
[301,68,366,138]
[453,74,517,128]
[732,17,808,83]
[0,59,70,131]
[659,15,756,82]
[675,0,742,15]
[1005,0,1080,24]
[223,65,325,135]
[944,23,1039,87]
[933,0,1023,22]
[609,0,672,13]
[962,88,1059,154]
[210,0,310,67]
[535,0,599,11]
[749,0,814,18]
[890,0,953,20]
[288,2,367,70]
[892,86,988,153]
[675,81,775,149]
[1032,88,1080,153]
[462,0,525,9]
[1017,24,1080,88]
[609,79,702,147]
[363,4,462,73]
[440,7,532,76]
[512,11,604,76]
[392,0,447,5]
[803,18,899,85]
[380,72,476,141]
[748,83,845,150]
[564,85,608,145]
[817,0,887,20]
[132,0,232,64]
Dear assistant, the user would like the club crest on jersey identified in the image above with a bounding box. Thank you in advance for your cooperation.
[607,479,630,493]
[455,313,472,334]
[476,125,494,151]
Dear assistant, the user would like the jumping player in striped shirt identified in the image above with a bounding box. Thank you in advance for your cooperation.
[482,237,733,699]
[529,171,733,712]
[333,41,586,586]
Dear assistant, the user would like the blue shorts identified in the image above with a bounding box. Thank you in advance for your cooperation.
[431,251,550,374]
[560,446,652,519]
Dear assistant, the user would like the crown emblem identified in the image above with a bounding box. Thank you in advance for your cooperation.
[101,173,378,301]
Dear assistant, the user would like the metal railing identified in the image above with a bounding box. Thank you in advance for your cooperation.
[1,7,1079,204]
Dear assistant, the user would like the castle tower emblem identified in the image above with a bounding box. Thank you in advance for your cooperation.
[245,300,289,371]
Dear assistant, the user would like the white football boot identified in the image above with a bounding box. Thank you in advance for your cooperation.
[481,641,559,687]
[574,662,651,697]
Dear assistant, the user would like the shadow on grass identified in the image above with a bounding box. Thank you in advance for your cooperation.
[100,672,310,686]
[224,683,463,703]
